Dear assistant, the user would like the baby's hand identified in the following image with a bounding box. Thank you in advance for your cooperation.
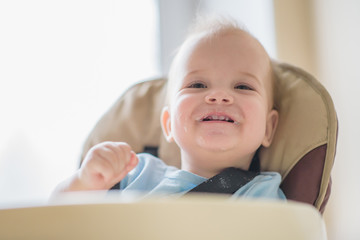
[77,142,139,191]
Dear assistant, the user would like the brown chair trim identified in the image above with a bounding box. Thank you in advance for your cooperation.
[280,144,327,211]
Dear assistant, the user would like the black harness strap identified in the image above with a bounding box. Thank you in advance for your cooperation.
[111,147,261,193]
[187,167,260,194]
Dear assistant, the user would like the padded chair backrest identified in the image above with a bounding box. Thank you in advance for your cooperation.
[81,62,337,213]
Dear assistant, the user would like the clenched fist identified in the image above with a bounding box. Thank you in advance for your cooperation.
[54,142,139,193]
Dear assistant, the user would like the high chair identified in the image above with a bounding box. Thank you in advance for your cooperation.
[0,62,336,239]
[80,61,338,213]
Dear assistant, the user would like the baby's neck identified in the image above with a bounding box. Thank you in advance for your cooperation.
[180,151,252,179]
[181,163,219,179]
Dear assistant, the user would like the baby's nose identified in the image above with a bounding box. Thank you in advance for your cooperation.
[205,91,234,104]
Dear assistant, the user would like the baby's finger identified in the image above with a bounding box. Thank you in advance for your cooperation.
[125,151,139,172]
[113,151,139,184]
[95,142,130,173]
[104,142,130,159]
[82,159,117,188]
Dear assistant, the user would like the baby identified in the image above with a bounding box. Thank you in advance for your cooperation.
[54,17,285,200]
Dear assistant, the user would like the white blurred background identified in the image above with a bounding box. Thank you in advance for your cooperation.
[0,1,359,239]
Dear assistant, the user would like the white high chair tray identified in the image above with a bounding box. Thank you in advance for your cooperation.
[0,193,327,240]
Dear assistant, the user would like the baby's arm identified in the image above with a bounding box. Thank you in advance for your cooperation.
[53,142,139,193]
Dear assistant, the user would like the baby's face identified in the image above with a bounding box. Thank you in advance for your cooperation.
[163,30,278,174]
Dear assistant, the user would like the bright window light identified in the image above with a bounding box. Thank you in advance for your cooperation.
[0,0,160,205]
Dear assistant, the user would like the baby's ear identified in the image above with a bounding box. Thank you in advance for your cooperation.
[262,109,279,147]
[161,106,173,142]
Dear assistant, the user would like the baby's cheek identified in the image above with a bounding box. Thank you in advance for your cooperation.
[173,111,190,136]
[244,105,268,135]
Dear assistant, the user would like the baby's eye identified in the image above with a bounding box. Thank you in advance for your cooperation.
[188,82,207,88]
[235,84,253,90]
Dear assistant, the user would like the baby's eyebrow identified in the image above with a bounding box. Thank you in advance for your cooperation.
[184,69,204,78]
[182,70,208,85]
[236,71,261,85]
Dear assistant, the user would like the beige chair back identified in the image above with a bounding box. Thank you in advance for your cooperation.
[81,62,337,213]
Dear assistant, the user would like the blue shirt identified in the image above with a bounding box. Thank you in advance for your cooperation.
[120,153,286,200]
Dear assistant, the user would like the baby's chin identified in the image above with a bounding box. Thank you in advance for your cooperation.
[195,136,239,153]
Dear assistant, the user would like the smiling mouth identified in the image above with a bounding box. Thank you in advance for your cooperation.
[200,115,239,124]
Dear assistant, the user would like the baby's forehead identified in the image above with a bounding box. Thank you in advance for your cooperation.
[180,29,268,66]
[180,29,271,74]
[187,28,258,50]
